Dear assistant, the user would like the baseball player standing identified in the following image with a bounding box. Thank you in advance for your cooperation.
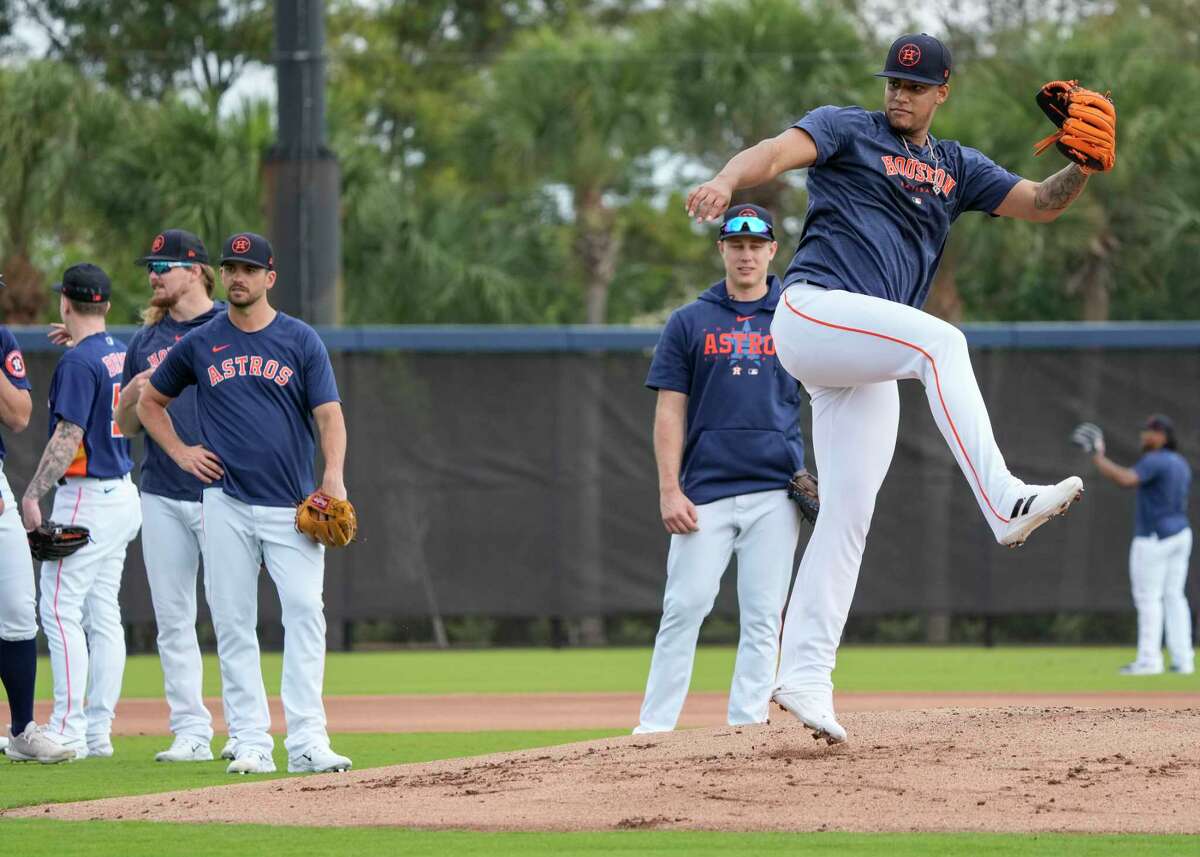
[0,279,74,763]
[138,232,352,775]
[1086,415,1194,675]
[20,264,142,759]
[686,33,1099,742]
[115,230,228,761]
[636,204,808,734]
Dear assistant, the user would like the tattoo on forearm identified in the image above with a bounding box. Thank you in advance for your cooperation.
[24,422,84,502]
[1034,164,1088,211]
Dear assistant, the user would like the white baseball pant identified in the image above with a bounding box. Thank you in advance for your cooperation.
[637,489,800,732]
[0,468,36,642]
[1129,528,1194,671]
[771,283,1027,694]
[202,487,329,756]
[141,493,216,742]
[40,475,141,745]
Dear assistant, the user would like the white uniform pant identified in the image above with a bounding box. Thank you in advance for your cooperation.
[202,488,328,756]
[771,284,1024,693]
[0,469,36,642]
[141,493,215,742]
[637,490,800,732]
[1130,528,1194,670]
[40,475,141,744]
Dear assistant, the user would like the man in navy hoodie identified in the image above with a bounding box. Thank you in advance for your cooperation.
[635,204,808,733]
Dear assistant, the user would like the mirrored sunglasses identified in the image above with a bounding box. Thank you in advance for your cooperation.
[720,216,772,237]
[147,261,194,275]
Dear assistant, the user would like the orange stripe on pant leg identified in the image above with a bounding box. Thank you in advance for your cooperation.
[782,291,1009,525]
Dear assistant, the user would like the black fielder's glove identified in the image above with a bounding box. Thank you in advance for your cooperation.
[1070,422,1104,454]
[27,522,91,561]
[787,469,819,525]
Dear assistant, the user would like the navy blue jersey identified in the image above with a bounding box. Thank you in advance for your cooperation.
[784,106,1021,308]
[48,332,133,479]
[0,326,32,461]
[1133,449,1191,538]
[150,312,340,507]
[646,276,806,505]
[123,302,226,501]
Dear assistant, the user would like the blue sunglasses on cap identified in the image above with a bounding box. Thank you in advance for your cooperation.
[720,216,773,238]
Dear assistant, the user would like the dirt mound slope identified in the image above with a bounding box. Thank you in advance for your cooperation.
[11,707,1199,833]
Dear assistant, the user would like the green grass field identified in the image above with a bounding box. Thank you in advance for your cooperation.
[32,645,1197,699]
[6,646,1197,855]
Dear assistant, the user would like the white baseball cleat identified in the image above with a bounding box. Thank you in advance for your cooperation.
[219,738,238,760]
[4,722,76,764]
[999,477,1084,547]
[0,734,7,752]
[226,749,276,775]
[1169,663,1195,675]
[1119,661,1164,676]
[87,737,114,758]
[771,690,847,744]
[155,736,214,762]
[288,745,353,774]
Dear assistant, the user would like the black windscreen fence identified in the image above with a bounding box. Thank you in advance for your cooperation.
[6,346,1198,632]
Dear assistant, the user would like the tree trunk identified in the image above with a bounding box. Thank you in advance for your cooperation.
[1067,230,1118,321]
[0,253,48,323]
[574,187,620,325]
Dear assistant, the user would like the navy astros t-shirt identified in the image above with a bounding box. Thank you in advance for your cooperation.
[784,105,1022,308]
[150,312,340,507]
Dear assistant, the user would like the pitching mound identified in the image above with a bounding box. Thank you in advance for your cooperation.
[11,707,1200,833]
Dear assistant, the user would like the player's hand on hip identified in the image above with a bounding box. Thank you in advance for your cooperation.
[20,496,41,532]
[173,445,224,483]
[686,176,734,222]
[47,323,74,348]
[660,487,699,535]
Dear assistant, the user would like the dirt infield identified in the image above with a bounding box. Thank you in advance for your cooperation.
[13,706,1200,833]
[63,690,1200,735]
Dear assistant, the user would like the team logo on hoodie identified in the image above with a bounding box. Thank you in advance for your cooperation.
[702,316,775,371]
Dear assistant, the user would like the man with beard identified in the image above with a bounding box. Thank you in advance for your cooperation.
[114,230,230,761]
[138,232,352,775]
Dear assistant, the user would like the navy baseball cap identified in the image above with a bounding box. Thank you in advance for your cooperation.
[220,232,274,270]
[719,204,775,241]
[138,229,208,265]
[875,33,952,86]
[1145,414,1176,435]
[52,263,111,303]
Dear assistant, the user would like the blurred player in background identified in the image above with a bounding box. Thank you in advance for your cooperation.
[636,204,809,734]
[1086,415,1194,675]
[21,264,142,759]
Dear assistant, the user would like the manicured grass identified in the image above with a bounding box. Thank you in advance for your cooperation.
[32,646,1196,700]
[0,730,621,811]
[1,823,1195,857]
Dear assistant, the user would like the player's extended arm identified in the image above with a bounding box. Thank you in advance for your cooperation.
[313,401,347,500]
[20,420,84,530]
[686,128,819,222]
[1092,451,1140,488]
[0,371,31,432]
[115,368,154,437]
[653,390,699,534]
[138,384,224,483]
[993,163,1090,223]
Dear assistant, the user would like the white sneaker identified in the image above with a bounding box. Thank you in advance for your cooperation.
[288,745,352,773]
[5,722,76,764]
[1120,661,1164,676]
[999,477,1084,547]
[155,736,214,762]
[219,738,238,760]
[226,749,276,775]
[87,737,114,758]
[771,690,847,744]
[1169,663,1195,675]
